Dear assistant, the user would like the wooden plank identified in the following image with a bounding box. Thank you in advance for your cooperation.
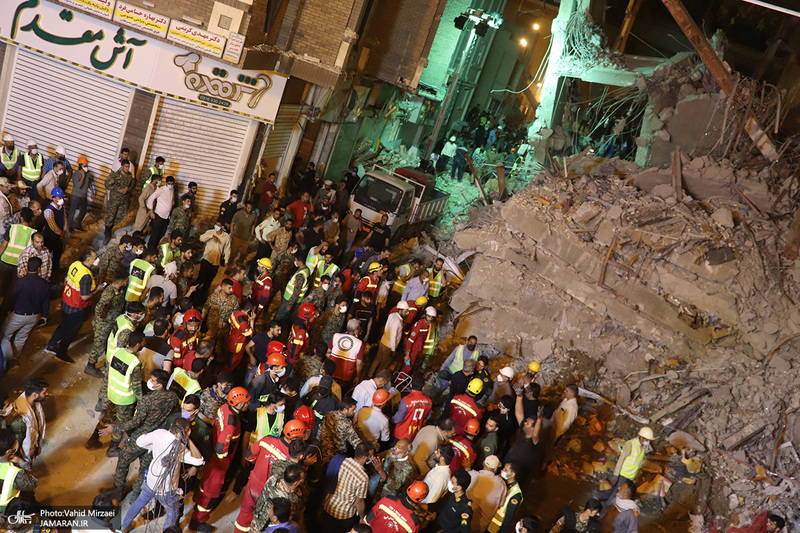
[614,0,645,52]
[671,146,684,202]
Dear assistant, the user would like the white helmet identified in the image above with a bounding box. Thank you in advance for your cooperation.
[55,145,66,156]
[425,306,437,317]
[397,300,410,310]
[2,134,13,142]
[449,136,456,142]
[638,427,655,440]
[26,139,37,147]
[499,367,515,380]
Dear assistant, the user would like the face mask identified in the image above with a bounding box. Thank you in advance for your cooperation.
[167,185,174,190]
[447,480,456,493]
[280,387,296,397]
[333,281,340,288]
[56,199,64,207]
[276,367,286,378]
[220,386,232,396]
[365,457,373,465]
[500,470,509,480]
[231,197,238,203]
[322,283,329,291]
[147,380,156,391]
[184,204,191,210]
[135,249,143,256]
[214,225,221,232]
[275,405,285,413]
[339,305,348,314]
[499,405,509,414]
[516,523,524,533]
[126,245,132,251]
[181,409,195,419]
[93,258,100,267]
[81,165,88,172]
[157,164,163,170]
[56,170,64,176]
[30,149,38,155]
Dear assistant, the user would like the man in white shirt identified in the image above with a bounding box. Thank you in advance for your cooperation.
[121,418,204,531]
[354,389,391,445]
[422,444,454,504]
[148,261,179,308]
[352,370,391,412]
[146,175,175,247]
[552,384,579,439]
[467,455,507,532]
[370,301,409,376]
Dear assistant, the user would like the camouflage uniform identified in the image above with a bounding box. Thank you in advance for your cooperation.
[88,285,126,366]
[325,287,344,312]
[105,169,135,231]
[316,310,346,347]
[292,355,323,385]
[177,276,192,300]
[199,387,226,423]
[170,206,192,238]
[302,287,327,316]
[271,250,294,291]
[112,388,180,490]
[319,410,362,464]
[251,476,302,532]
[377,452,414,499]
[99,364,142,444]
[203,291,238,344]
[98,245,126,284]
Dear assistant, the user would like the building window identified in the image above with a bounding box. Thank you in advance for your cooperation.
[218,15,232,31]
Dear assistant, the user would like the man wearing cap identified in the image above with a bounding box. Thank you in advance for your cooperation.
[313,179,335,208]
[68,157,91,232]
[42,145,71,181]
[467,456,506,533]
[42,188,67,269]
[1,134,19,179]
[0,177,13,226]
[595,426,654,510]
[438,136,458,173]
[17,140,43,200]
[371,300,409,377]
[486,367,515,406]
[104,159,135,244]
[401,306,436,374]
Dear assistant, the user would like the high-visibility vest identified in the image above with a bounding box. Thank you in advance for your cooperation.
[63,261,96,309]
[619,437,645,480]
[423,324,438,356]
[0,461,22,509]
[371,497,418,533]
[283,267,309,301]
[489,483,522,532]
[159,243,177,267]
[392,263,412,294]
[107,315,134,356]
[1,224,33,266]
[126,258,155,302]
[393,391,432,440]
[428,268,445,297]
[447,345,479,374]
[142,166,163,190]
[315,262,339,288]
[306,251,324,273]
[21,153,43,183]
[250,407,285,445]
[0,147,19,170]
[107,346,140,405]
[171,368,201,400]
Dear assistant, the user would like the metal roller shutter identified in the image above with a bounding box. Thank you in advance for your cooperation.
[146,98,252,212]
[262,104,302,159]
[1,49,132,207]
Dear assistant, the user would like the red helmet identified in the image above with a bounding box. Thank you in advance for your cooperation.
[283,419,307,439]
[372,389,391,407]
[294,405,315,430]
[406,481,429,503]
[266,352,287,367]
[267,340,286,355]
[298,302,316,320]
[227,387,251,405]
[184,309,202,323]
[464,418,480,437]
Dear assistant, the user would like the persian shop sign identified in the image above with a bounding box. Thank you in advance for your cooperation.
[5,0,287,123]
[113,2,168,38]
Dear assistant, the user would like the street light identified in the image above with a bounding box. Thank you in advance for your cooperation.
[532,22,540,30]
[520,38,528,47]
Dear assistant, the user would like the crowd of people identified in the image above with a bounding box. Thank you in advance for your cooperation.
[0,132,665,533]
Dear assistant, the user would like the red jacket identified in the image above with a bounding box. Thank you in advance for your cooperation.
[251,271,272,306]
[213,403,242,460]
[244,436,290,492]
[287,320,310,365]
[449,394,482,436]
[404,319,429,360]
[169,326,198,369]
[365,496,421,533]
[393,391,432,441]
[354,273,379,303]
[449,435,475,473]
[227,310,253,351]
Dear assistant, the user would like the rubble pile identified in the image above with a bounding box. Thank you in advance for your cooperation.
[448,151,800,527]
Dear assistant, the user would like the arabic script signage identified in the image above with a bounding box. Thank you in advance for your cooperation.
[58,0,112,20]
[5,0,286,123]
[113,2,168,38]
[168,20,225,59]
[223,32,245,64]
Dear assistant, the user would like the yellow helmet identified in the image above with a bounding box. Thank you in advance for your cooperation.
[467,378,483,396]
[257,257,272,269]
[528,361,540,373]
[415,296,428,307]
[368,262,382,273]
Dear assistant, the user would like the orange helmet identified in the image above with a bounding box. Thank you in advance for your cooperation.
[267,340,286,355]
[77,156,89,165]
[266,352,287,367]
[464,418,480,437]
[406,481,429,503]
[372,389,391,407]
[184,309,202,323]
[298,302,316,320]
[283,419,307,439]
[294,405,315,430]
[227,387,251,405]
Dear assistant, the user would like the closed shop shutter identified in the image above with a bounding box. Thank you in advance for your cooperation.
[262,105,302,159]
[1,48,132,207]
[146,98,253,213]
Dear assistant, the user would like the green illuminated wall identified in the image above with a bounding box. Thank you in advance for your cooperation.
[419,0,473,95]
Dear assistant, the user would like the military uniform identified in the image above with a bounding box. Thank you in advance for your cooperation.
[319,410,362,463]
[88,285,126,366]
[325,287,344,312]
[203,291,238,344]
[301,287,327,316]
[105,169,135,231]
[292,355,323,385]
[271,250,294,290]
[112,388,180,490]
[170,206,192,238]
[98,245,126,284]
[251,476,302,532]
[199,387,226,423]
[378,453,414,499]
[317,310,346,347]
[177,276,192,300]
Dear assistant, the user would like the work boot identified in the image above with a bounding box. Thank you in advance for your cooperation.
[85,428,103,450]
[55,352,75,364]
[188,520,216,533]
[103,227,112,246]
[84,364,103,378]
[106,441,121,457]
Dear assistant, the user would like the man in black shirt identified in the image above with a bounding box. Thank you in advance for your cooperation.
[348,290,376,340]
[503,394,543,482]
[218,190,239,229]
[246,321,282,367]
[366,214,391,249]
[438,469,473,533]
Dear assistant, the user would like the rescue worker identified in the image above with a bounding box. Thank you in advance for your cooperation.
[18,140,43,200]
[314,249,340,289]
[248,352,287,410]
[189,387,251,533]
[364,481,429,533]
[595,426,654,509]
[0,428,38,513]
[226,301,255,372]
[168,358,206,400]
[443,336,480,375]
[428,257,448,304]
[329,318,364,387]
[450,379,484,436]
[126,247,156,302]
[140,156,165,190]
[275,253,310,322]
[371,300,409,377]
[420,308,440,372]
[0,134,20,179]
[157,230,183,268]
[104,159,135,244]
[41,187,67,269]
[402,307,436,374]
[169,308,201,370]
[437,469,473,533]
[486,462,524,533]
[287,302,316,375]
[392,258,421,297]
[450,418,479,473]
[251,257,273,319]
[85,274,129,378]
[393,374,433,442]
[353,262,381,304]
